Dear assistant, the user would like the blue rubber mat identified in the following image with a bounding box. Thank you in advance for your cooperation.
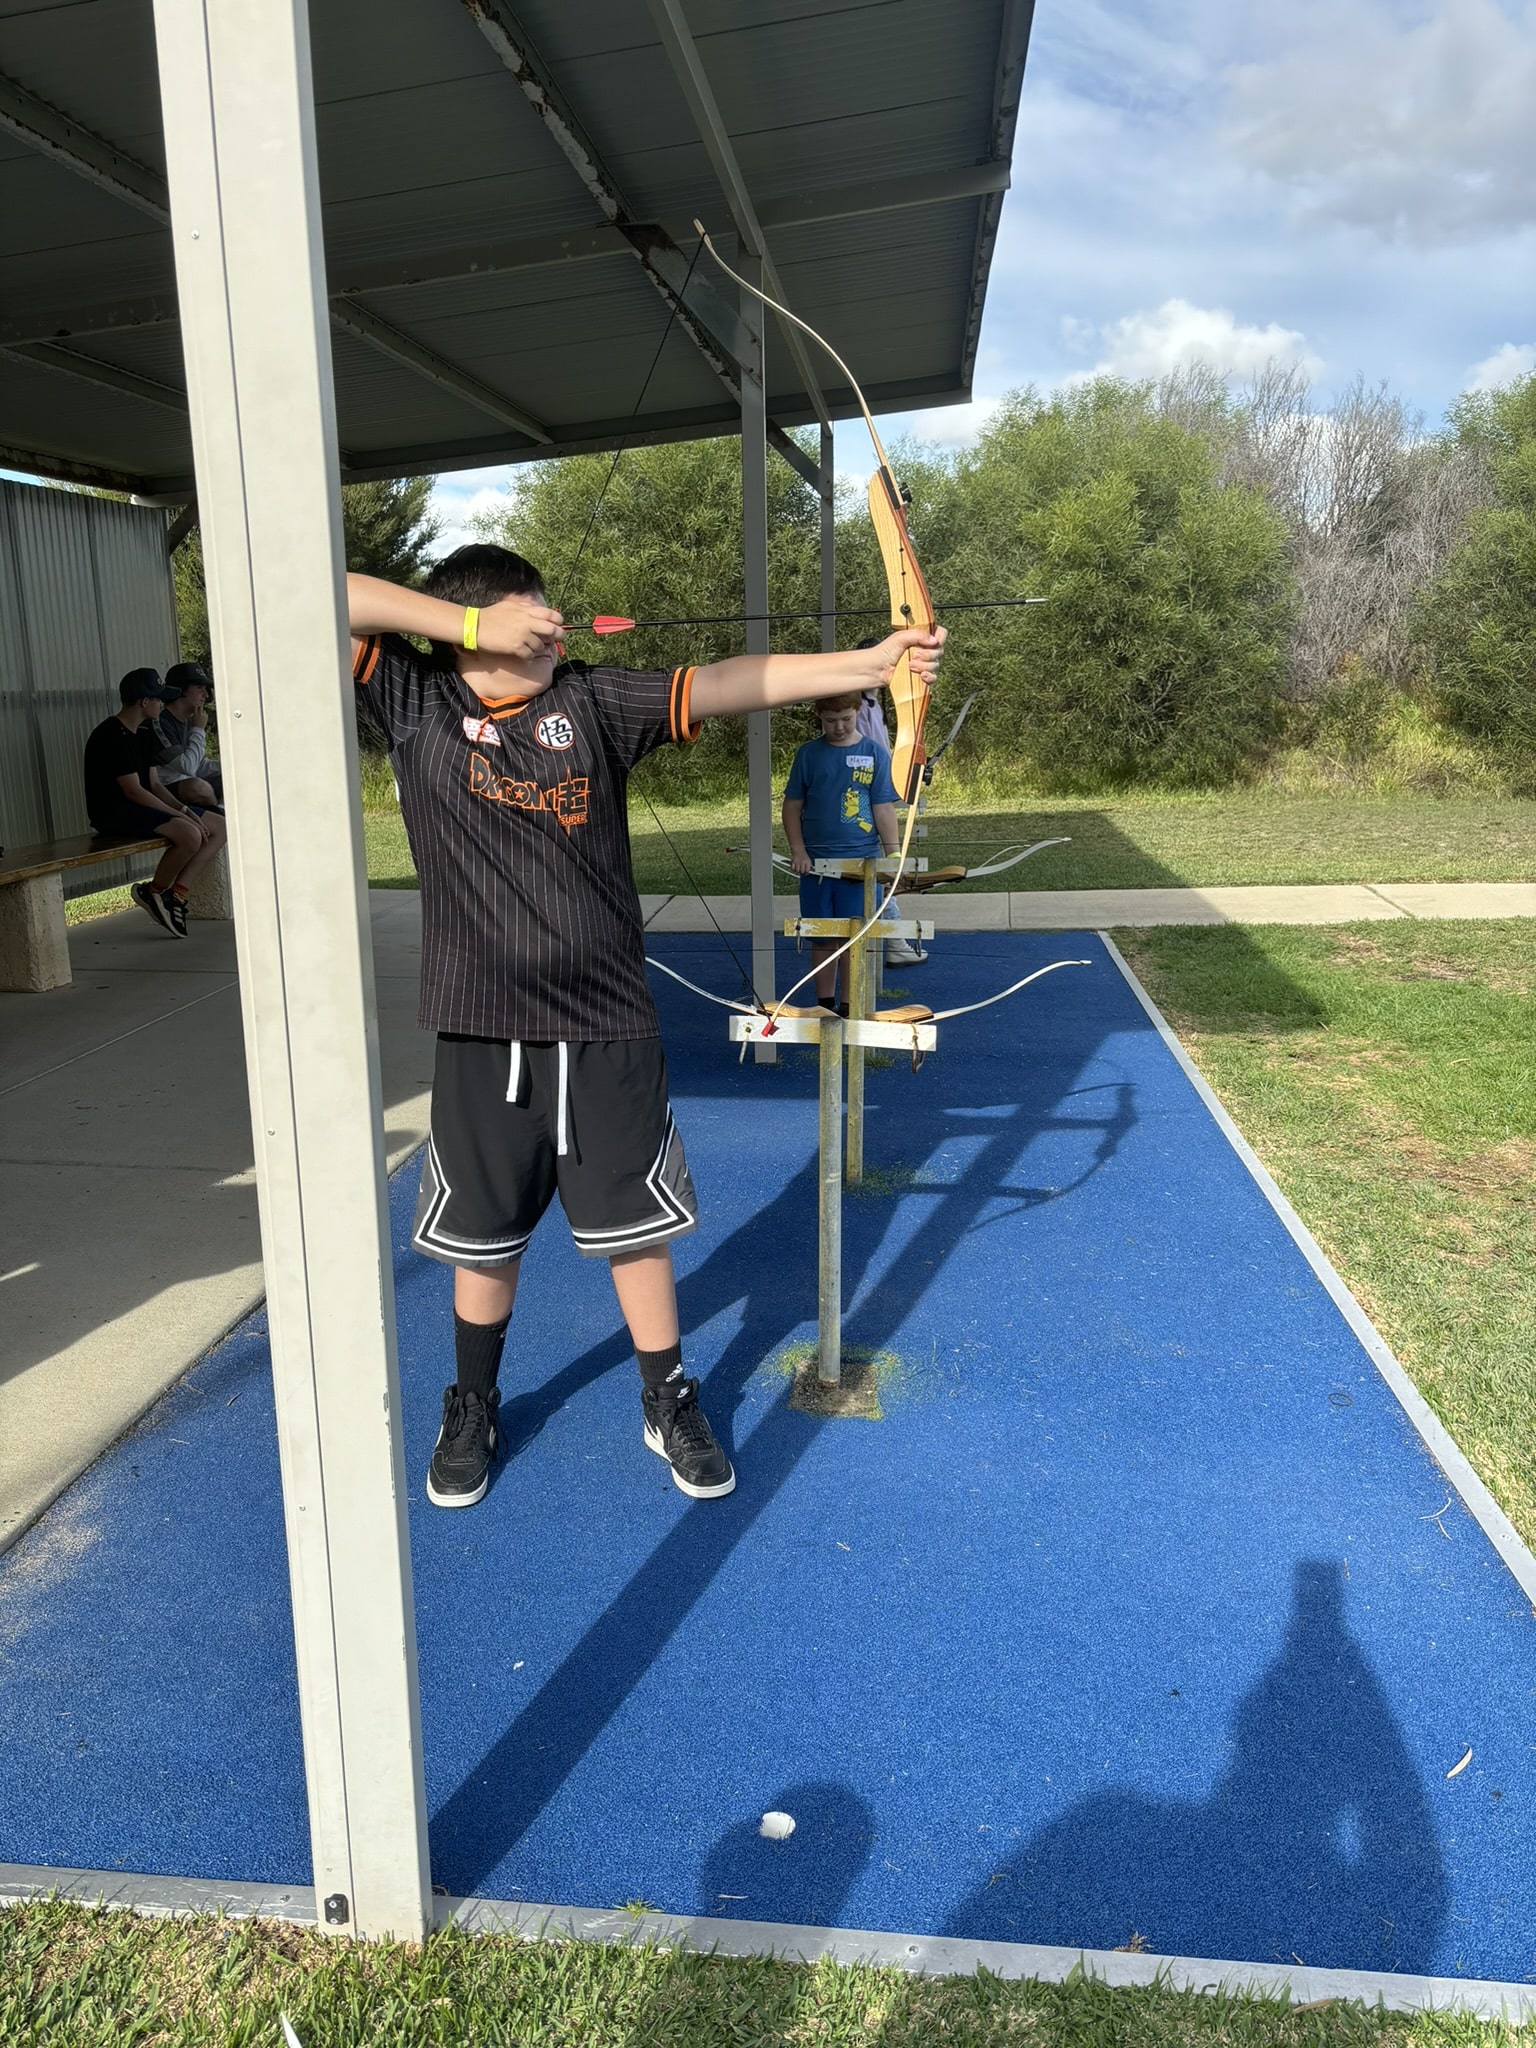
[2,931,1533,1981]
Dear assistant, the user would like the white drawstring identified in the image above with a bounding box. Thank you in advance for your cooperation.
[556,1042,570,1156]
[506,1041,523,1103]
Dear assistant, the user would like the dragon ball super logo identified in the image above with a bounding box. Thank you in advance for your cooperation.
[469,752,588,831]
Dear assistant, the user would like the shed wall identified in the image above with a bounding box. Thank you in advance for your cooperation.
[0,481,180,898]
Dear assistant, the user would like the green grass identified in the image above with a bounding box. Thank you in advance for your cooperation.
[56,792,1534,921]
[3,1900,1530,2047]
[357,792,1536,900]
[1113,920,1536,1548]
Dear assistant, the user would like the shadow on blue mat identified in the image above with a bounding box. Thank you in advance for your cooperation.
[681,1564,1445,1968]
[939,1559,1446,1968]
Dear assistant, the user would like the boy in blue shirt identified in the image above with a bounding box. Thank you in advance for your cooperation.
[782,693,900,1011]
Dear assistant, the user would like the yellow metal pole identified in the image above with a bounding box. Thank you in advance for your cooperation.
[844,857,875,1183]
[817,1015,844,1384]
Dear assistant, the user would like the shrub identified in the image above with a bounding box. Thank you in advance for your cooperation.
[932,386,1293,786]
[1413,376,1536,790]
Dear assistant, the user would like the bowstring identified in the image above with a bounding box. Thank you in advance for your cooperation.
[552,235,763,1013]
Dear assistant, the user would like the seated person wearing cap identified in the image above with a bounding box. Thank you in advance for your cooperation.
[82,668,228,939]
[154,661,223,810]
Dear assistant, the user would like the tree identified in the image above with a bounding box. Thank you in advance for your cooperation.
[925,383,1294,786]
[1414,374,1536,788]
[174,475,441,668]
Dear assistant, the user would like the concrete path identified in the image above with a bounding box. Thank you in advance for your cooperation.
[640,882,1536,931]
[0,892,433,1553]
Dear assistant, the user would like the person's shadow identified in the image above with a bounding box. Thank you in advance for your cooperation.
[942,1560,1448,1973]
[697,1782,876,1928]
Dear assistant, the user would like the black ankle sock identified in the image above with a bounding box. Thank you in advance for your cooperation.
[454,1313,510,1400]
[636,1341,685,1392]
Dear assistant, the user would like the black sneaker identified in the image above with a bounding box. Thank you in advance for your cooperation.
[131,881,178,935]
[163,891,189,937]
[642,1377,735,1499]
[426,1385,499,1509]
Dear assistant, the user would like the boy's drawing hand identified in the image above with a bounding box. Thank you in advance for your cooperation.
[477,596,565,660]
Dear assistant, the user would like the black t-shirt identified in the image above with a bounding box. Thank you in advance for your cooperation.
[83,715,162,826]
[353,635,701,1039]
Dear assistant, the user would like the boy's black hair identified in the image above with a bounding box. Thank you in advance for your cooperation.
[423,543,546,610]
[420,544,549,669]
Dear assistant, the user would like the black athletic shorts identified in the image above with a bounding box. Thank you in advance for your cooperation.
[413,1035,698,1266]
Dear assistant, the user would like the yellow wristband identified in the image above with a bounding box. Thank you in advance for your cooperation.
[462,606,480,653]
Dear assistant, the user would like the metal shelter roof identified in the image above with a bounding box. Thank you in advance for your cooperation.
[0,0,1032,498]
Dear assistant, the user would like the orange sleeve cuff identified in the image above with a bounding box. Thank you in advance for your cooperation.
[669,666,702,744]
[352,635,380,686]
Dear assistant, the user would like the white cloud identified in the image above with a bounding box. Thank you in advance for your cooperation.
[1067,299,1323,383]
[428,465,521,552]
[903,396,1005,447]
[1464,340,1536,391]
[1225,0,1536,243]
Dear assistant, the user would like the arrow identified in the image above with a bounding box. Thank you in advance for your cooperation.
[570,598,1047,635]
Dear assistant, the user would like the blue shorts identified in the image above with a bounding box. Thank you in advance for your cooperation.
[799,874,875,921]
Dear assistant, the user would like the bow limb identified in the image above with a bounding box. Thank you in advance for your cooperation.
[644,957,763,1014]
[868,469,935,805]
[694,221,936,1029]
[924,958,1091,1024]
[961,836,1072,881]
[693,222,934,801]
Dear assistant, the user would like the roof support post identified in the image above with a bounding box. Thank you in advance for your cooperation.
[819,423,835,655]
[739,256,775,1063]
[150,0,430,1940]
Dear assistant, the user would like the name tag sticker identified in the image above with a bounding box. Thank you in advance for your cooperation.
[845,753,874,769]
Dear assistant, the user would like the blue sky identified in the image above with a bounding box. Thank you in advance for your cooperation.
[432,0,1536,544]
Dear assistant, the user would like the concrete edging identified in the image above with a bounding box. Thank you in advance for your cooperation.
[3,1866,1532,2022]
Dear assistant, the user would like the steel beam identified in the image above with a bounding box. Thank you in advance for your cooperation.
[4,341,187,412]
[458,0,752,398]
[151,0,430,1941]
[644,0,834,437]
[768,423,819,491]
[2,165,1010,351]
[164,501,198,554]
[0,440,150,492]
[0,71,167,221]
[327,297,548,443]
[0,63,549,441]
[961,0,1035,393]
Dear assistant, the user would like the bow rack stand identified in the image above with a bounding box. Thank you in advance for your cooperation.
[729,848,935,1389]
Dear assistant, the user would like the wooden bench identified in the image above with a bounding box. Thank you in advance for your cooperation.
[0,832,232,992]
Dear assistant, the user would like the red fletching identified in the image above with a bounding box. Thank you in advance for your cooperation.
[591,615,636,635]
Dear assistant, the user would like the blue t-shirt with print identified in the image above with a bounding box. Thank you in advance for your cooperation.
[784,733,900,857]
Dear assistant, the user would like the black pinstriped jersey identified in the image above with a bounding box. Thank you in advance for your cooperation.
[353,634,701,1040]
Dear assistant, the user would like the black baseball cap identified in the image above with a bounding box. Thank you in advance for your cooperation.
[165,662,212,696]
[118,668,175,705]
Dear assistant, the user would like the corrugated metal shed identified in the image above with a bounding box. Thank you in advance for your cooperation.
[0,0,1033,494]
[0,479,178,889]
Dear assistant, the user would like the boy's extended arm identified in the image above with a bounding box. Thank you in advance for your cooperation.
[345,573,562,661]
[689,627,944,720]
